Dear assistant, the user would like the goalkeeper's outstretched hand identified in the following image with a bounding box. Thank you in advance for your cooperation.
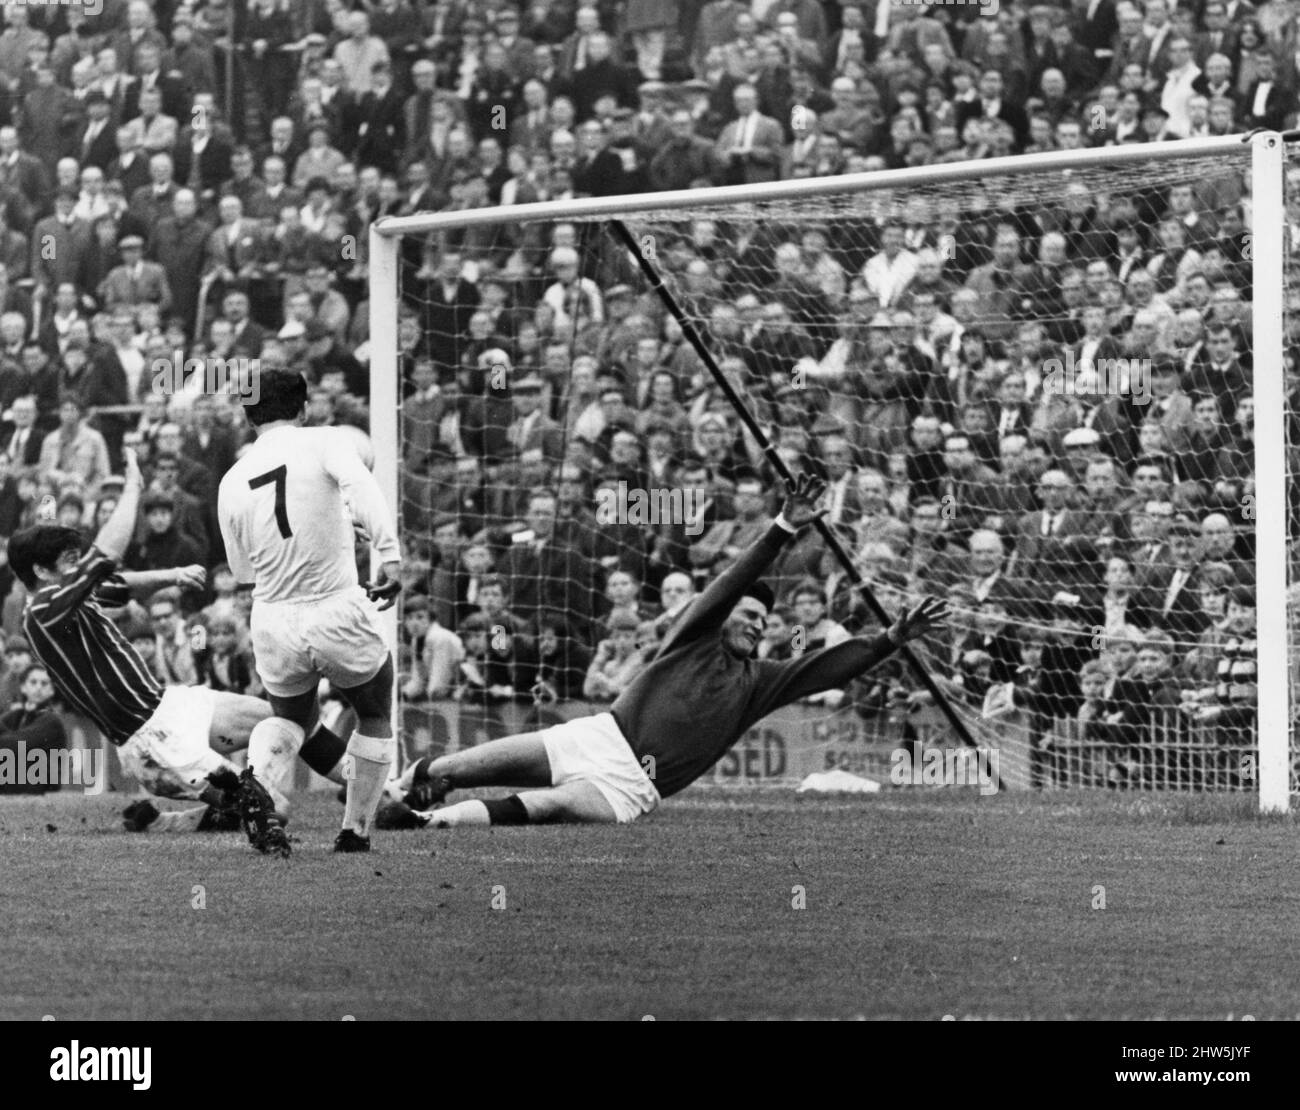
[366,560,402,610]
[886,596,949,646]
[781,472,828,529]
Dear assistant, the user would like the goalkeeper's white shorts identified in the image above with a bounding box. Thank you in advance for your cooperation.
[540,712,659,824]
[250,587,388,698]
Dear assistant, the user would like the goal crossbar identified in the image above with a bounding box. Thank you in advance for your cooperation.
[372,136,1251,239]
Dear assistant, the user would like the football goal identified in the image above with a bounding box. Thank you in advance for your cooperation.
[370,133,1292,812]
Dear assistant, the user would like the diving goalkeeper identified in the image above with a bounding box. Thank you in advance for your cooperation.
[393,474,948,826]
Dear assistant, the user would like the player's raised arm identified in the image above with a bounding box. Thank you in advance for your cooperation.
[660,473,826,652]
[118,566,208,592]
[17,449,147,627]
[125,567,207,591]
[93,447,144,561]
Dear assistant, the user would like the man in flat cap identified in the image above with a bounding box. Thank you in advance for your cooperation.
[633,78,674,150]
[98,232,172,313]
[506,372,565,463]
[607,106,652,192]
[76,89,118,171]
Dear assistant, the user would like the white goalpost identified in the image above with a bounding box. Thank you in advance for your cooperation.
[1250,132,1289,814]
[370,134,1292,813]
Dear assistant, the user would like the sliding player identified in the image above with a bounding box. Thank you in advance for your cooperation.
[393,475,948,826]
[218,370,401,854]
[118,711,351,834]
[6,448,347,852]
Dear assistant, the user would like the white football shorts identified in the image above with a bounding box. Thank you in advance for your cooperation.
[540,712,659,824]
[118,684,223,799]
[250,587,388,698]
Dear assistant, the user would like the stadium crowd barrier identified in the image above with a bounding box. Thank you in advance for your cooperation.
[39,705,1266,798]
[399,701,1260,793]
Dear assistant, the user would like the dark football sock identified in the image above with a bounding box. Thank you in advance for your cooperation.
[301,724,349,776]
[484,795,530,825]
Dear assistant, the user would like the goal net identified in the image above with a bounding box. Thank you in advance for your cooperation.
[370,135,1293,809]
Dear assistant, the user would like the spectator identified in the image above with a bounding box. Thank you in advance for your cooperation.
[333,10,390,97]
[38,396,111,498]
[1183,584,1256,751]
[0,635,32,707]
[651,570,696,634]
[649,108,720,190]
[144,588,198,685]
[202,563,239,625]
[690,471,772,575]
[470,573,529,638]
[0,662,66,796]
[399,594,465,701]
[190,614,256,695]
[1143,517,1207,641]
[582,611,645,702]
[791,582,850,650]
[714,82,784,185]
[455,610,533,709]
[1104,632,1183,780]
[2,395,41,473]
[501,489,598,637]
[0,661,57,730]
[569,31,637,120]
[757,604,796,661]
[99,233,172,315]
[530,612,592,705]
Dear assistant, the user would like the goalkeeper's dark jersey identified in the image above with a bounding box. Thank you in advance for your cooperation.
[612,522,897,798]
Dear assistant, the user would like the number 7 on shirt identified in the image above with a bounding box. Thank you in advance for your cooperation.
[249,464,292,539]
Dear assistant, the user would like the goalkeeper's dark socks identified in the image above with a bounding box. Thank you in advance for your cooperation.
[422,797,531,827]
[484,795,530,825]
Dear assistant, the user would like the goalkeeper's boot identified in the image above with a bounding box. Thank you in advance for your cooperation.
[401,756,452,811]
[122,799,160,832]
[333,828,371,853]
[237,767,291,858]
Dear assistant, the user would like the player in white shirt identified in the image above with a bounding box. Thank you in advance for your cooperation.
[219,370,402,853]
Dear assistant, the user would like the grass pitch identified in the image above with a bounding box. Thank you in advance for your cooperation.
[1,788,1297,1020]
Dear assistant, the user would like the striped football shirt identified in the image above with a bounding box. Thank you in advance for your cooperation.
[23,546,163,744]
